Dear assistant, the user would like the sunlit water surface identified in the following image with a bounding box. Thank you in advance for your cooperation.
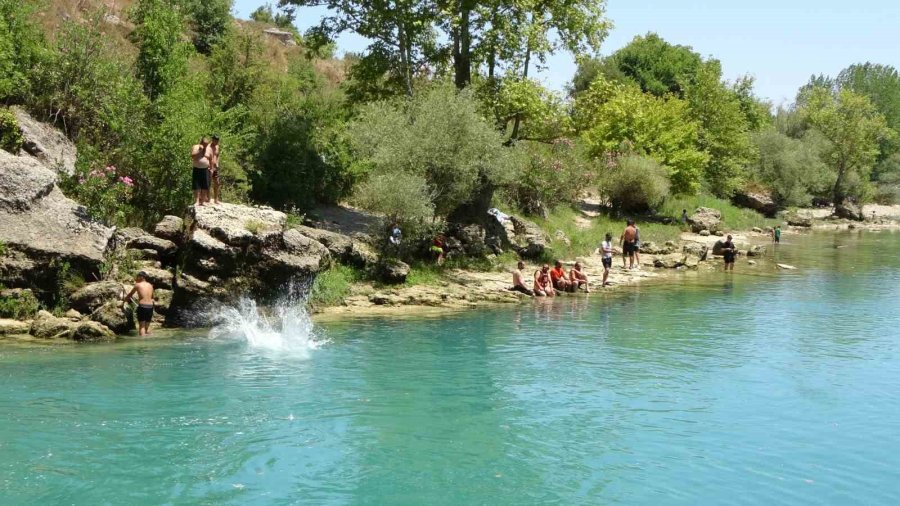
[2,231,900,505]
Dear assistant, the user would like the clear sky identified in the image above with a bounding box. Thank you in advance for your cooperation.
[233,0,899,106]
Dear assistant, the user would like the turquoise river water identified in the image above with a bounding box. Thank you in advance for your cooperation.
[2,230,900,505]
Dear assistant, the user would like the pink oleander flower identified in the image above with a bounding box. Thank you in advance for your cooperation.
[118,176,134,187]
[105,165,116,173]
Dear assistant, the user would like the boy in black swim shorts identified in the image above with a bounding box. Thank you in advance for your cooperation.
[123,271,155,336]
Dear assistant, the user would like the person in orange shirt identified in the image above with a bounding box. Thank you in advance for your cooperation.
[550,260,573,292]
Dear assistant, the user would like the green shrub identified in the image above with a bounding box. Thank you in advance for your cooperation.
[0,107,22,153]
[747,129,830,208]
[0,288,40,319]
[348,83,521,217]
[309,265,361,307]
[503,139,594,215]
[0,0,46,103]
[601,154,670,213]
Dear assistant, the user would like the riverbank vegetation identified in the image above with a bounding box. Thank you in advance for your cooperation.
[1,0,898,265]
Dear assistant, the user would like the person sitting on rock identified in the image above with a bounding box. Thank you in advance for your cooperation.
[569,262,590,293]
[533,264,555,297]
[550,260,573,292]
[122,271,154,336]
[508,261,533,296]
[431,234,446,265]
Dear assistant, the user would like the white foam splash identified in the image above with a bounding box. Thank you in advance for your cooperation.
[209,296,325,356]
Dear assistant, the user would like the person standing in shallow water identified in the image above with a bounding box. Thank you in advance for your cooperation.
[191,137,211,206]
[722,234,736,271]
[122,271,155,336]
[620,219,637,270]
[597,232,614,286]
[773,225,782,244]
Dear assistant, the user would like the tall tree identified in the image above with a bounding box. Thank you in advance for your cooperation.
[131,0,192,101]
[800,87,891,205]
[608,33,703,97]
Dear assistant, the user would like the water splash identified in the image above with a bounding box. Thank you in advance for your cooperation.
[209,291,325,356]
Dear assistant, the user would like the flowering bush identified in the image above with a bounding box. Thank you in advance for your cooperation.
[63,165,134,225]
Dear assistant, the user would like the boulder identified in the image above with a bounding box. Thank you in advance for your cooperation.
[293,225,374,268]
[733,189,777,217]
[153,215,184,243]
[653,254,686,269]
[72,321,116,342]
[376,259,410,284]
[69,281,124,314]
[152,289,173,318]
[0,151,113,294]
[777,263,797,270]
[190,203,285,247]
[714,230,725,237]
[683,243,709,261]
[748,260,757,266]
[688,207,722,233]
[786,215,812,227]
[91,302,134,334]
[752,227,763,233]
[140,267,174,290]
[746,245,766,257]
[0,319,31,335]
[834,201,864,221]
[12,107,77,176]
[699,229,711,237]
[454,224,487,256]
[30,310,76,339]
[188,229,237,259]
[113,228,177,258]
[509,216,550,259]
[263,28,297,46]
[64,309,84,321]
[640,241,674,255]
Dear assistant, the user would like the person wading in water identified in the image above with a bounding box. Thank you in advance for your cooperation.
[122,271,155,336]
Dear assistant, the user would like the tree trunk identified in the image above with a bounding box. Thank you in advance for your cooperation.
[509,46,531,142]
[397,25,414,96]
[453,4,472,89]
[832,164,847,206]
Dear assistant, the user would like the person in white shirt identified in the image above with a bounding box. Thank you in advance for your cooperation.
[597,232,614,287]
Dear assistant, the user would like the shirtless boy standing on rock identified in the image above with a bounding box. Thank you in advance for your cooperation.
[191,137,211,206]
[123,272,155,336]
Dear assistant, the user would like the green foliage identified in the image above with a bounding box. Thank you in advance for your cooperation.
[249,3,298,31]
[31,14,149,154]
[0,288,40,319]
[576,76,708,194]
[207,30,265,111]
[608,33,703,97]
[351,171,435,227]
[60,162,135,225]
[0,0,45,103]
[748,129,830,208]
[684,61,753,197]
[601,154,671,213]
[132,0,192,101]
[0,107,23,153]
[478,75,573,142]
[249,56,353,210]
[349,83,520,217]
[309,264,361,307]
[502,139,593,215]
[799,87,892,204]
[182,0,232,54]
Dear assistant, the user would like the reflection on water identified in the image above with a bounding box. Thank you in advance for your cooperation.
[1,230,900,505]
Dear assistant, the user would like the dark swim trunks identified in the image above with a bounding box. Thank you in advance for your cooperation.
[136,303,154,323]
[723,252,736,264]
[508,285,534,296]
[602,257,613,269]
[192,167,210,191]
[624,241,637,255]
